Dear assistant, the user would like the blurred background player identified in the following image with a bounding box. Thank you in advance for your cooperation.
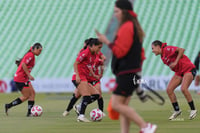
[194,51,200,94]
[96,0,157,133]
[151,40,197,120]
[73,39,102,122]
[5,43,43,117]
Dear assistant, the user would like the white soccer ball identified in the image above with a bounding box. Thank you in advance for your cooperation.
[90,108,103,121]
[31,105,43,117]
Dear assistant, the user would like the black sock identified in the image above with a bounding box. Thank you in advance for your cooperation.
[7,98,22,108]
[98,97,104,112]
[66,94,79,112]
[88,94,100,104]
[28,101,35,115]
[79,96,91,115]
[188,100,195,110]
[172,102,180,111]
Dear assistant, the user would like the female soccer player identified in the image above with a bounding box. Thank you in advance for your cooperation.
[5,43,43,117]
[62,38,104,117]
[151,40,197,120]
[71,51,106,117]
[74,39,102,122]
[96,0,157,133]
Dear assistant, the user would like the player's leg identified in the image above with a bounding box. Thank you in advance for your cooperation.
[181,72,197,119]
[63,88,81,116]
[27,83,35,116]
[93,83,104,113]
[5,82,30,115]
[166,74,182,120]
[77,81,91,122]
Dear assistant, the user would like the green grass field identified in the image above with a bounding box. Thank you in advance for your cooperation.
[0,91,199,133]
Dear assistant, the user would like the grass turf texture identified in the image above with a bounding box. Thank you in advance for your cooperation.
[0,91,199,133]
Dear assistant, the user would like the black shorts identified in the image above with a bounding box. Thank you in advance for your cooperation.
[191,68,197,79]
[88,81,99,86]
[113,73,140,97]
[15,81,30,91]
[72,80,79,88]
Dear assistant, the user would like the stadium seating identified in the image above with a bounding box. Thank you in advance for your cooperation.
[0,0,199,79]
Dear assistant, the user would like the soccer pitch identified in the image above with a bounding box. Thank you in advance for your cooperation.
[0,91,199,133]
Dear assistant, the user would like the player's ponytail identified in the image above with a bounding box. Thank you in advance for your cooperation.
[15,43,42,66]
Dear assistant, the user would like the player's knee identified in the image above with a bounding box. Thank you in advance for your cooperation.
[180,88,187,94]
[166,88,173,95]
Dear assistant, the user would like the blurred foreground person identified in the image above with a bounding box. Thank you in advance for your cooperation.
[96,0,157,133]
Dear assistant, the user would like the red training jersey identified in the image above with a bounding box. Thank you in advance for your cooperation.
[76,47,96,80]
[161,46,195,74]
[14,52,35,82]
[87,52,104,82]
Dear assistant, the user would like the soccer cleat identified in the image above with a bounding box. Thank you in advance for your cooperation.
[62,111,69,117]
[5,104,9,116]
[73,105,80,116]
[26,113,34,117]
[189,110,197,120]
[77,115,90,122]
[140,123,157,133]
[102,112,106,117]
[169,110,182,120]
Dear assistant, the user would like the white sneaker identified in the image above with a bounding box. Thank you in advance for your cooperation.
[62,111,69,117]
[77,115,90,122]
[189,110,197,120]
[140,123,157,133]
[102,112,106,117]
[169,110,182,120]
[73,105,80,116]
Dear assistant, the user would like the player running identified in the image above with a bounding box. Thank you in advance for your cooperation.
[5,43,43,117]
[151,40,197,120]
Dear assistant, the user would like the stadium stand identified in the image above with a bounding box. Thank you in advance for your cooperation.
[0,0,199,79]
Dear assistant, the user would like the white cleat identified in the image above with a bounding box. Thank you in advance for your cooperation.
[169,110,182,120]
[102,112,106,117]
[62,111,69,117]
[77,115,90,122]
[189,110,197,120]
[140,123,157,133]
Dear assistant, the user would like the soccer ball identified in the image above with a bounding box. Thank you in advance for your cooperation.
[31,105,43,116]
[90,108,103,121]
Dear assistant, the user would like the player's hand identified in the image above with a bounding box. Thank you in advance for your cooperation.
[95,29,110,45]
[28,75,35,81]
[76,76,81,84]
[93,75,100,80]
[169,62,177,69]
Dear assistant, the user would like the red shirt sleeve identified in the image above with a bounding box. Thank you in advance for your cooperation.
[22,52,34,65]
[76,48,88,62]
[109,21,134,58]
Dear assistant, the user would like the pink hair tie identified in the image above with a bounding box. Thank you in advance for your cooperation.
[161,43,167,49]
